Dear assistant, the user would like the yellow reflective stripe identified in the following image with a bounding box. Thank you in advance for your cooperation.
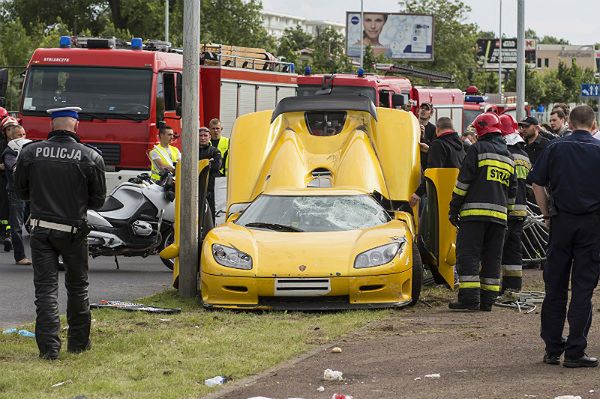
[478,159,515,174]
[516,165,529,179]
[217,137,229,175]
[459,282,481,289]
[509,210,528,217]
[453,187,467,196]
[503,270,523,277]
[460,209,508,221]
[481,284,500,292]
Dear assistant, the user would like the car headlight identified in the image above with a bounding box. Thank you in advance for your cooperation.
[354,240,405,269]
[212,244,253,270]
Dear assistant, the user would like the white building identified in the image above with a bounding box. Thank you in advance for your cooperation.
[262,11,345,39]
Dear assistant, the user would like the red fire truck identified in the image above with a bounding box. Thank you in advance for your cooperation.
[18,36,297,190]
[297,68,464,128]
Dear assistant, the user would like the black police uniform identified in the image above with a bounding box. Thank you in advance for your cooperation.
[501,141,531,292]
[198,143,222,223]
[449,133,517,310]
[415,131,466,197]
[15,130,105,359]
[527,130,600,363]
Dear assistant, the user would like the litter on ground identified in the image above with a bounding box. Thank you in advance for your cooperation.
[323,369,344,381]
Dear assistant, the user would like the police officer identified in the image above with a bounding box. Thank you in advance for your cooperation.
[449,112,517,311]
[528,105,600,368]
[499,114,531,293]
[208,118,229,176]
[15,106,106,360]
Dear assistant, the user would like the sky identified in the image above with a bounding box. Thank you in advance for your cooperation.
[260,0,600,45]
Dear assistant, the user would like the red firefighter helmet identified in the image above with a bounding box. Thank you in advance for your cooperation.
[0,107,8,121]
[472,112,502,137]
[499,114,519,136]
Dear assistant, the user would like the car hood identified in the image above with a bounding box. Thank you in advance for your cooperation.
[202,219,412,277]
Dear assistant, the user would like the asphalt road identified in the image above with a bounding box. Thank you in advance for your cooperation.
[0,234,173,329]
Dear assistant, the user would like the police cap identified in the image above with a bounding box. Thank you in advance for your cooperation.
[46,106,82,120]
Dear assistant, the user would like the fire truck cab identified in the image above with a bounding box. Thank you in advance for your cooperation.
[18,36,297,191]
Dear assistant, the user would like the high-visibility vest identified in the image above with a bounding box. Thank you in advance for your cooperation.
[215,137,229,176]
[150,144,180,181]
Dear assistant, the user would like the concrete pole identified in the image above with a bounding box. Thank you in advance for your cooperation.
[498,0,503,101]
[165,0,169,43]
[179,0,200,298]
[360,0,364,69]
[516,0,526,121]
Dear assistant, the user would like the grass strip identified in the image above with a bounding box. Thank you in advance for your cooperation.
[0,290,388,399]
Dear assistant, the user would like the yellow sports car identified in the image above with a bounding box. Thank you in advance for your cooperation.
[163,95,457,309]
[201,188,419,309]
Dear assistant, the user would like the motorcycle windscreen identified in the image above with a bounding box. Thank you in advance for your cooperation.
[420,168,459,289]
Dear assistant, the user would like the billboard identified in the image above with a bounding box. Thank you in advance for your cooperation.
[346,12,434,61]
[476,38,536,69]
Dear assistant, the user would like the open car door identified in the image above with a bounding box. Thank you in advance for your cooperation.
[418,168,459,288]
[160,159,213,288]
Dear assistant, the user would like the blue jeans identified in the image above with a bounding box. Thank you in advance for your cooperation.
[8,191,26,262]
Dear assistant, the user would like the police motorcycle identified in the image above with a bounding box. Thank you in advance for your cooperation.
[86,171,177,270]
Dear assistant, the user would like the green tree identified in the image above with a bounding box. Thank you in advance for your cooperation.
[311,26,351,73]
[277,25,313,66]
[398,0,480,89]
[4,0,107,35]
[361,44,390,73]
[538,35,570,45]
[556,60,595,103]
[540,70,566,105]
[505,67,546,106]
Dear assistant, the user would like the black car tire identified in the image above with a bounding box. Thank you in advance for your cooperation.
[408,241,423,306]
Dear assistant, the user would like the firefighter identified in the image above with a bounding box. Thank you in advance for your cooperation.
[499,114,531,293]
[449,112,517,311]
[149,125,180,182]
[15,106,106,360]
[208,118,229,176]
[0,106,11,251]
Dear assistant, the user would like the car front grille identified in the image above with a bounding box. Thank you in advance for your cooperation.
[274,278,331,296]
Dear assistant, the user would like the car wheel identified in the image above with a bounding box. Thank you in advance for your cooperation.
[159,226,175,271]
[408,241,423,306]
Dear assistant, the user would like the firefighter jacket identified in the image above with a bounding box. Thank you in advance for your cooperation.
[14,130,106,226]
[507,142,531,219]
[449,133,517,226]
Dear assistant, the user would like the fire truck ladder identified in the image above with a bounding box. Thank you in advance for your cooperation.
[376,63,455,84]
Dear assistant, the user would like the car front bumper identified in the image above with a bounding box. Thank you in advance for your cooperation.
[200,269,414,310]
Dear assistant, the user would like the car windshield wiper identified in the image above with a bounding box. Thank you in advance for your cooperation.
[244,222,303,232]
